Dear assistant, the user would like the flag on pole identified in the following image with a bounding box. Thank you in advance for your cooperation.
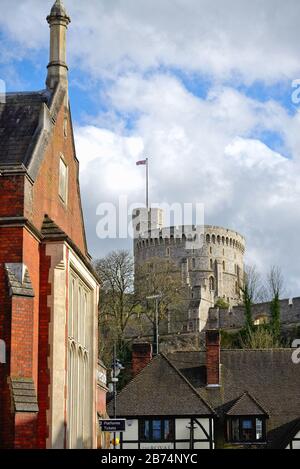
[136,159,147,166]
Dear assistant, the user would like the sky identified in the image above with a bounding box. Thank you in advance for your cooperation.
[1,0,300,296]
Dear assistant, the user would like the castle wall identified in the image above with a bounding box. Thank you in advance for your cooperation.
[207,297,300,331]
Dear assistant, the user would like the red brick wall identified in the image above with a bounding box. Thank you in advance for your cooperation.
[0,225,39,447]
[0,226,23,447]
[37,243,52,449]
[14,413,37,449]
[0,175,24,217]
[10,296,35,378]
[23,229,40,386]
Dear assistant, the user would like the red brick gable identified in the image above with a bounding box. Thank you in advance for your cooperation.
[25,101,88,258]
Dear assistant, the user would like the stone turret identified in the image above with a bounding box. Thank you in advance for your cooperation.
[46,0,71,91]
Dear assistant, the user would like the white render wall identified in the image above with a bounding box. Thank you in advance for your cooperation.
[119,417,212,450]
[286,430,300,449]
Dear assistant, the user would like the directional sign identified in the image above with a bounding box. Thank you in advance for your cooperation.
[99,419,126,432]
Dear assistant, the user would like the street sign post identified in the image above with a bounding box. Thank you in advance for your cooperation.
[99,419,126,433]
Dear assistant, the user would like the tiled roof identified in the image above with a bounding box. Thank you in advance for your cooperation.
[108,354,214,417]
[112,348,300,448]
[226,391,269,416]
[169,349,300,448]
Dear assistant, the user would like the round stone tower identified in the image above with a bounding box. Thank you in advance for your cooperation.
[133,210,245,332]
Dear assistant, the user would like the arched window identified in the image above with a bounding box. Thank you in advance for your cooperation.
[67,272,92,449]
[212,234,216,244]
[223,261,225,271]
[192,258,196,269]
[210,259,213,269]
[206,234,210,244]
[209,276,215,291]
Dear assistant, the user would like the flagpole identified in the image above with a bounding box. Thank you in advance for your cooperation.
[146,158,149,210]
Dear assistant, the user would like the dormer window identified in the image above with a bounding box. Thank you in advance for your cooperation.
[227,416,266,443]
[59,155,68,204]
[226,392,268,444]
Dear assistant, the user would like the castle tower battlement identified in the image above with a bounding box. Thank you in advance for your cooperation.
[133,208,245,332]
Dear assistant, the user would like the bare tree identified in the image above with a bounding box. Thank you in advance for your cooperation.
[266,266,285,341]
[267,265,285,300]
[240,265,264,332]
[135,257,186,333]
[95,250,138,364]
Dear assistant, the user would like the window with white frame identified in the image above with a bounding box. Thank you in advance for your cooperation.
[59,156,68,204]
[67,269,92,449]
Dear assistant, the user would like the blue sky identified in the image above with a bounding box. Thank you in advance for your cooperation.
[1,0,300,296]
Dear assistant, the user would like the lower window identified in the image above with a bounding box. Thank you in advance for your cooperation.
[140,419,174,442]
[227,417,266,443]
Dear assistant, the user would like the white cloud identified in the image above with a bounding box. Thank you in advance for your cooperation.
[1,1,300,294]
[75,73,300,295]
[1,0,300,82]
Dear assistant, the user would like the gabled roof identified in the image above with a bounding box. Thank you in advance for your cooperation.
[109,354,214,417]
[226,391,269,417]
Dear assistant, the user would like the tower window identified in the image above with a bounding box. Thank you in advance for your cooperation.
[59,156,68,204]
[223,261,225,271]
[209,276,215,291]
[192,258,196,269]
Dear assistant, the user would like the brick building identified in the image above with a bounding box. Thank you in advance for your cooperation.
[0,1,101,449]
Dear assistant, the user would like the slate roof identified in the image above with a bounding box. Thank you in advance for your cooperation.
[0,91,50,168]
[108,354,214,417]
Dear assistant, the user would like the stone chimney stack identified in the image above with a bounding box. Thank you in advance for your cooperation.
[132,343,153,377]
[206,330,221,387]
[46,0,71,91]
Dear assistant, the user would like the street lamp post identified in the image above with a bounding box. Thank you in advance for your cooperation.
[110,344,124,449]
[146,294,161,355]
